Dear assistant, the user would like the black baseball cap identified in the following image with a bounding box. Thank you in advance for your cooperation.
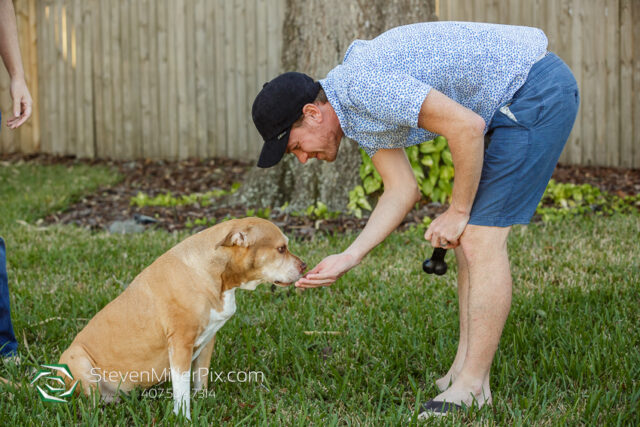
[252,72,321,168]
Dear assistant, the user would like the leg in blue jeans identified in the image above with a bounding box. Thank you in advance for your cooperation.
[0,237,18,357]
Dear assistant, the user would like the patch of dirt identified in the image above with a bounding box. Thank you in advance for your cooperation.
[3,153,639,238]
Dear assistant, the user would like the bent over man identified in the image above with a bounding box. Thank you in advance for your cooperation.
[251,22,579,417]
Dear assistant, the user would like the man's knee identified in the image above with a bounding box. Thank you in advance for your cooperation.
[459,225,511,264]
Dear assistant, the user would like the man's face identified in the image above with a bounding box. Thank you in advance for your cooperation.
[285,103,343,164]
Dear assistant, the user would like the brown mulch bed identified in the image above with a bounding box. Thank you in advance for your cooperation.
[3,153,639,238]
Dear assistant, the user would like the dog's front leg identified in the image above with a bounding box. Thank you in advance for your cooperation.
[192,336,215,391]
[168,338,194,420]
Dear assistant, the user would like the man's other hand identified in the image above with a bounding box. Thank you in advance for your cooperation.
[6,77,32,129]
[424,207,469,249]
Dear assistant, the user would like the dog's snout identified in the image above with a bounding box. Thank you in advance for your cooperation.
[298,261,307,274]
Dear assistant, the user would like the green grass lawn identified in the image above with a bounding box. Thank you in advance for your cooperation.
[0,161,638,425]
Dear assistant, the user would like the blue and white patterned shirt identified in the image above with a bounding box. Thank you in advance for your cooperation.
[319,22,548,158]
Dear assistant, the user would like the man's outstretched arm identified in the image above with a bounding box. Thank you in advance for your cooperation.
[295,147,420,288]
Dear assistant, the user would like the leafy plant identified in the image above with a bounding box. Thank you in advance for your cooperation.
[350,141,640,224]
[290,202,341,220]
[130,184,241,208]
[536,180,640,222]
[185,217,217,229]
[246,207,272,219]
[348,136,454,217]
[416,135,454,204]
[347,185,372,219]
[305,201,340,220]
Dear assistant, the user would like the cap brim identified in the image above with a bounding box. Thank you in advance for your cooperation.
[257,128,291,168]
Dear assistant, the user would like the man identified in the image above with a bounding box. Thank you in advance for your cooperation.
[0,0,34,358]
[252,22,579,417]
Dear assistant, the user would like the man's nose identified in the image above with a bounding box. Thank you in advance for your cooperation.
[294,151,308,164]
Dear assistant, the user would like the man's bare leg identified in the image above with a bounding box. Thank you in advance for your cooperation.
[431,224,512,407]
[435,246,469,392]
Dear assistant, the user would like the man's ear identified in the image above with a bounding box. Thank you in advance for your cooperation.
[217,229,253,248]
[302,103,322,124]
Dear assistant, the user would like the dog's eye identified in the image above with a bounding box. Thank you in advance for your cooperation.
[277,246,286,254]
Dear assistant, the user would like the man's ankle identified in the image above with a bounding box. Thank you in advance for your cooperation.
[453,371,486,398]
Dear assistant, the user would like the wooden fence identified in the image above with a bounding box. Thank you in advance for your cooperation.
[0,0,285,160]
[0,0,639,167]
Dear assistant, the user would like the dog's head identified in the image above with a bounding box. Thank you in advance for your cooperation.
[215,217,306,291]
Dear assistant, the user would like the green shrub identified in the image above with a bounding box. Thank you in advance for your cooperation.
[130,183,241,208]
[348,138,639,224]
[246,207,272,219]
[536,180,640,222]
[348,136,453,218]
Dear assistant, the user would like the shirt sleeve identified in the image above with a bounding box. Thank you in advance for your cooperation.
[345,69,432,128]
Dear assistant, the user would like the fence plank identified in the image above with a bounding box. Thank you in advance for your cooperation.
[182,0,194,158]
[126,0,138,158]
[47,0,56,153]
[37,1,50,153]
[256,0,268,87]
[580,0,596,165]
[137,0,150,157]
[594,1,607,166]
[166,0,178,158]
[157,0,170,159]
[90,0,103,157]
[55,1,65,154]
[82,0,94,157]
[173,0,189,159]
[223,0,235,158]
[100,0,113,157]
[70,0,82,157]
[605,0,620,167]
[555,0,573,164]
[566,0,584,165]
[213,0,227,158]
[633,0,640,168]
[619,0,633,168]
[234,0,248,158]
[194,0,208,158]
[148,0,160,158]
[245,0,258,158]
[183,0,196,158]
[110,0,124,157]
[28,0,40,152]
[63,1,76,156]
[485,0,500,23]
[205,0,216,158]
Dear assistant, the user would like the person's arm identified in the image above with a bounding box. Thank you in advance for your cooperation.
[295,148,420,288]
[0,0,32,129]
[419,89,485,248]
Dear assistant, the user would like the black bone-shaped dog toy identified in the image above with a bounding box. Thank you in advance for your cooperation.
[422,247,448,275]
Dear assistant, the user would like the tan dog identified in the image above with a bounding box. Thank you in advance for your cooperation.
[58,217,306,419]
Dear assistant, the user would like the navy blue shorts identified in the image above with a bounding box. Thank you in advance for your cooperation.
[468,53,580,227]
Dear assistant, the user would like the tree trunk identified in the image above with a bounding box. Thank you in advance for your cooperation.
[234,0,437,212]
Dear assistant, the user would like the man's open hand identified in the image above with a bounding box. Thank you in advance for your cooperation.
[294,252,359,288]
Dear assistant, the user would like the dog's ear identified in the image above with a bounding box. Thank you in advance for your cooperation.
[217,228,253,248]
